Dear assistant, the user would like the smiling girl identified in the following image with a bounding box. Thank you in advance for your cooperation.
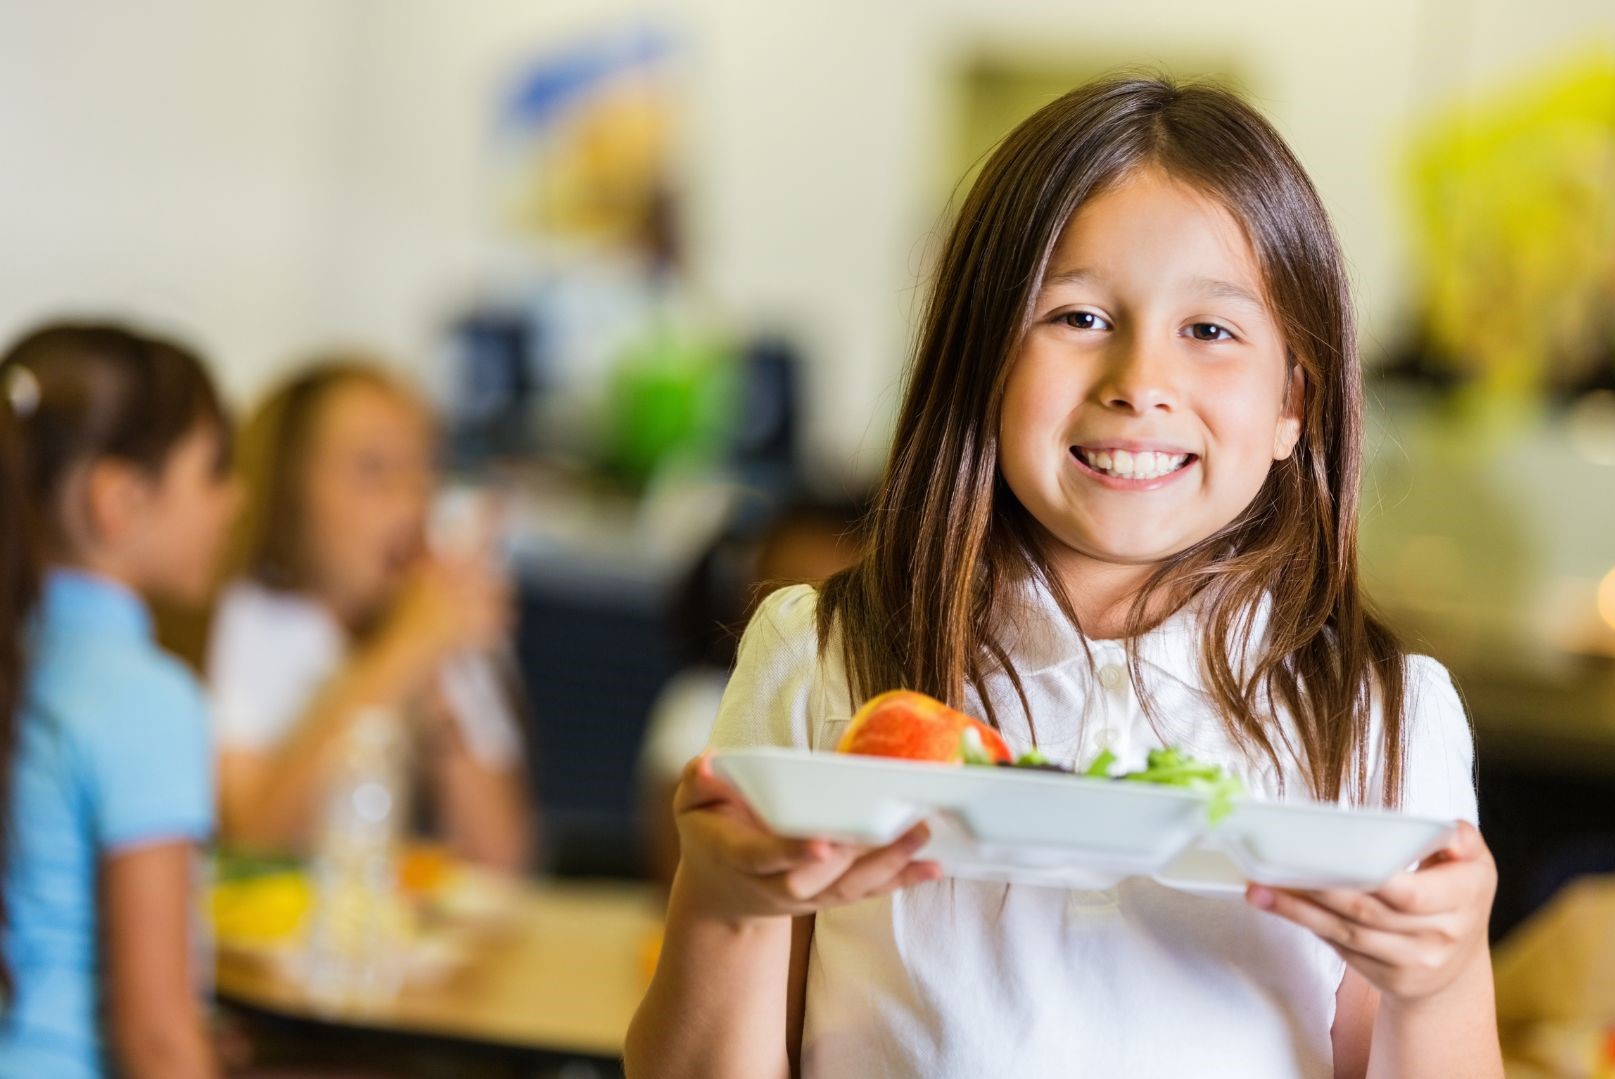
[627,76,1501,1078]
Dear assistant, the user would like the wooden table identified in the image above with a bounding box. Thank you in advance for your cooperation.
[216,878,663,1059]
[1494,876,1615,1076]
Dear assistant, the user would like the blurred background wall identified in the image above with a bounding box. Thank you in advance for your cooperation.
[2,0,1610,475]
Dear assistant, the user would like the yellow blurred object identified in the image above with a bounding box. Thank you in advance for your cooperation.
[210,871,314,947]
[639,927,663,983]
[495,31,676,251]
[1405,49,1615,404]
[211,849,495,991]
[1496,877,1615,1077]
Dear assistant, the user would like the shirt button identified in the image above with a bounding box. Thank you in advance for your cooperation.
[1098,663,1127,691]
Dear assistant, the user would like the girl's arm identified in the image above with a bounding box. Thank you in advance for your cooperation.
[425,709,532,872]
[100,842,215,1079]
[217,624,442,851]
[624,756,938,1079]
[627,870,801,1078]
[1252,821,1503,1079]
[1364,953,1498,1079]
[219,557,510,853]
[1331,967,1378,1079]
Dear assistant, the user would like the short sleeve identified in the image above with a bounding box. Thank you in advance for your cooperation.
[75,662,214,850]
[207,582,344,751]
[707,584,831,753]
[1375,655,1479,825]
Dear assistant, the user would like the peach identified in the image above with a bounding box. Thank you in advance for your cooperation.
[836,689,1011,764]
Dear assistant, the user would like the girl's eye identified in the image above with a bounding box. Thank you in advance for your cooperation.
[1058,311,1112,331]
[1189,322,1235,342]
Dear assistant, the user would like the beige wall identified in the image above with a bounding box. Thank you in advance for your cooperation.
[1,0,1610,476]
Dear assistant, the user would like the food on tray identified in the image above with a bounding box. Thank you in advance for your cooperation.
[1082,746,1245,823]
[836,690,1011,764]
[835,691,1243,821]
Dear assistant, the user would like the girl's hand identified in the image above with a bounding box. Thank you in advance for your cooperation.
[382,555,512,662]
[674,753,942,924]
[1245,820,1496,1004]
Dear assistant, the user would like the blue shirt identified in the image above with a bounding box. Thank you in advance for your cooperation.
[0,571,213,1078]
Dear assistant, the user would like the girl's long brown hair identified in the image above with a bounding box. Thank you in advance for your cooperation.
[224,359,403,595]
[819,75,1405,806]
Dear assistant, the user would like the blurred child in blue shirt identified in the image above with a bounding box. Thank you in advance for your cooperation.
[0,323,238,1078]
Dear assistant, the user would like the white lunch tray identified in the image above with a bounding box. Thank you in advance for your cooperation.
[712,747,1457,894]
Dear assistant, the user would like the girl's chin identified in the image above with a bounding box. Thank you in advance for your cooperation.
[1049,528,1200,568]
[362,573,402,607]
[150,578,214,610]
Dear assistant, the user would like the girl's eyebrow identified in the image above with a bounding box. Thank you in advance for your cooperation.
[1043,266,1098,287]
[1187,276,1266,311]
[1042,267,1265,313]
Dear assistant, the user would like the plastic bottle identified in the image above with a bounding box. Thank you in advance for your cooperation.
[301,708,410,1010]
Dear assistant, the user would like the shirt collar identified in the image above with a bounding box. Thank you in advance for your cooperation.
[37,569,153,641]
[997,573,1273,691]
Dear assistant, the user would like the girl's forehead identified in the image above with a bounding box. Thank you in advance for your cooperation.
[1048,169,1268,301]
[313,378,432,444]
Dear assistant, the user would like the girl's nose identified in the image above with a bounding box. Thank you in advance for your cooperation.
[1095,333,1178,415]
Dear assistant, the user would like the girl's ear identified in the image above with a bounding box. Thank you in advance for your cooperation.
[1272,364,1305,462]
[82,459,151,548]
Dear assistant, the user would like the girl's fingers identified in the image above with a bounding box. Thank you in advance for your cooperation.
[676,757,830,874]
[683,808,829,876]
[773,843,863,900]
[1406,819,1485,874]
[865,860,944,898]
[1247,886,1412,964]
[1296,887,1426,934]
[674,753,747,814]
[776,822,932,902]
[1373,865,1469,916]
[1440,820,1486,860]
[1327,939,1397,985]
[1374,829,1494,915]
[822,823,935,901]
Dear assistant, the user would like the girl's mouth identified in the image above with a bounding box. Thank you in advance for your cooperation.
[1070,445,1198,488]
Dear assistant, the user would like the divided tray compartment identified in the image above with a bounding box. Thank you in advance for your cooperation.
[714,748,1209,889]
[1206,799,1458,890]
[712,747,1460,894]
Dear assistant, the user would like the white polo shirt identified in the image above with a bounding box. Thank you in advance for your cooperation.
[707,581,1478,1079]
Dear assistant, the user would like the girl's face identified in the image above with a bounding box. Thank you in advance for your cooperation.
[300,380,434,623]
[128,422,241,604]
[998,167,1302,584]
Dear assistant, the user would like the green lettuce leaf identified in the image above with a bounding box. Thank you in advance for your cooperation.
[1080,745,1244,824]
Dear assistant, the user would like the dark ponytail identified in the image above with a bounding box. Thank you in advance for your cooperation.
[0,322,231,557]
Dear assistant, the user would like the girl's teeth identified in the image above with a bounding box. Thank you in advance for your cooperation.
[1080,449,1189,480]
